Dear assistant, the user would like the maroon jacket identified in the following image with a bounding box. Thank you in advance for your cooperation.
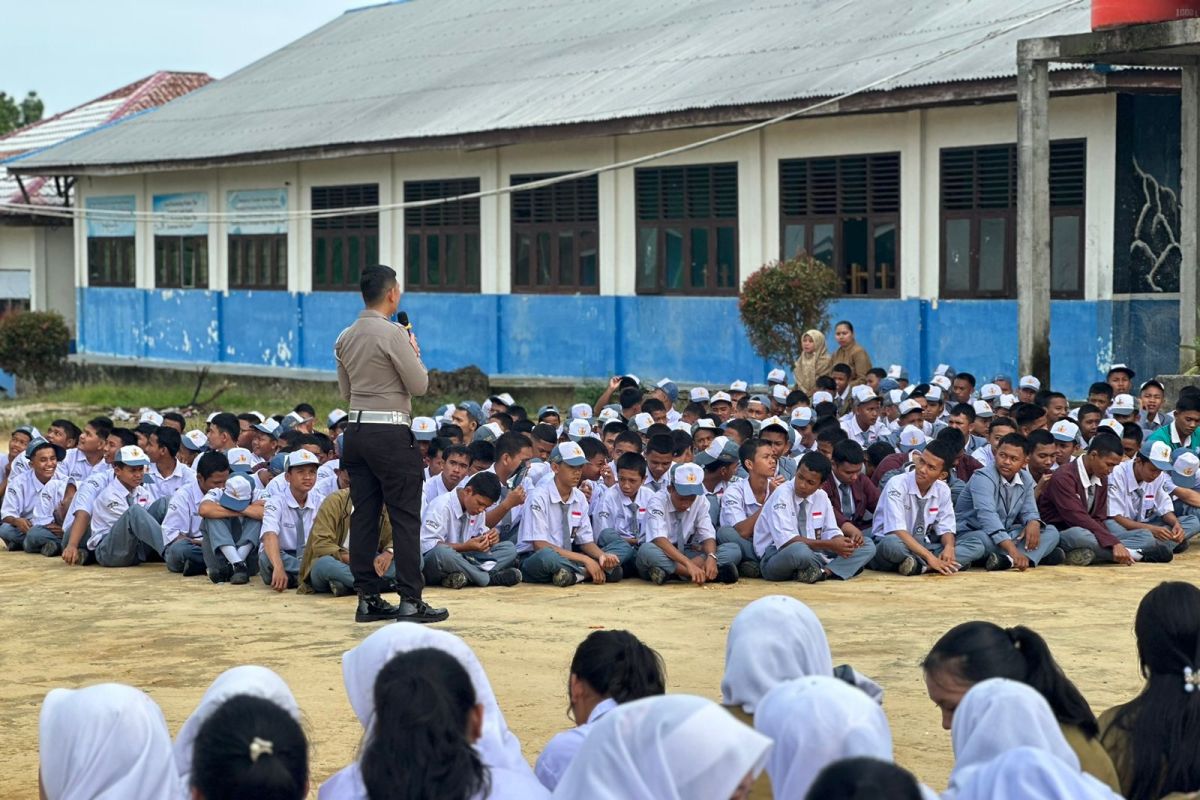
[1036,460,1118,548]
[871,452,911,486]
[956,453,983,482]
[823,473,881,528]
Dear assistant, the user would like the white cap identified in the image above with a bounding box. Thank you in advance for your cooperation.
[411,416,438,441]
[689,387,710,403]
[285,449,320,469]
[1171,449,1200,488]
[218,474,254,511]
[691,418,719,433]
[1097,418,1124,437]
[493,392,516,407]
[1050,419,1079,442]
[206,412,220,423]
[669,463,706,495]
[898,425,927,453]
[760,415,789,434]
[567,419,592,442]
[851,385,878,405]
[934,363,951,377]
[598,408,621,425]
[885,389,905,406]
[729,380,748,393]
[767,368,787,385]
[633,412,654,433]
[227,447,255,472]
[886,364,903,379]
[812,391,834,405]
[998,394,1016,409]
[247,411,266,423]
[1110,394,1136,415]
[668,421,692,432]
[327,408,348,428]
[925,385,944,403]
[114,445,151,466]
[1019,375,1041,391]
[182,430,208,451]
[930,375,951,392]
[550,441,587,466]
[771,384,790,403]
[137,410,164,427]
[1068,407,1080,421]
[972,400,994,419]
[253,418,281,437]
[790,406,814,428]
[979,383,1002,401]
[898,398,923,417]
[1142,440,1174,470]
[710,391,733,405]
[570,403,593,420]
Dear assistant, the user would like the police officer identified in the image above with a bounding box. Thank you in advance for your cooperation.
[335,264,448,624]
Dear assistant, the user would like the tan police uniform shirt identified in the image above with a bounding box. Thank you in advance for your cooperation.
[334,310,429,414]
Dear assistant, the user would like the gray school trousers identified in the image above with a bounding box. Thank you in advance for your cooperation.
[716,526,759,563]
[201,516,262,572]
[968,524,1061,565]
[421,541,519,587]
[259,548,300,584]
[635,539,741,580]
[95,506,167,567]
[868,531,988,572]
[759,537,876,581]
[23,525,63,554]
[1057,525,1157,563]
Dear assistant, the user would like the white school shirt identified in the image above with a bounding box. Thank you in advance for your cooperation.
[88,481,153,548]
[840,416,887,448]
[55,449,108,485]
[160,480,206,547]
[9,452,28,477]
[262,485,328,552]
[1107,460,1173,522]
[643,470,670,494]
[870,470,955,544]
[2,469,54,521]
[64,470,113,534]
[534,697,619,791]
[971,445,995,468]
[753,482,840,558]
[592,484,654,538]
[318,459,338,483]
[420,488,487,554]
[31,478,68,527]
[720,478,769,528]
[315,472,339,498]
[424,471,456,505]
[147,460,195,503]
[642,488,715,549]
[517,480,593,554]
[262,471,289,499]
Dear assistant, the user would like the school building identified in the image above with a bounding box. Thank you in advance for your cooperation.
[3,0,1185,399]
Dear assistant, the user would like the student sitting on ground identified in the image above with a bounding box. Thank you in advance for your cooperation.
[636,462,741,585]
[824,439,881,542]
[54,416,110,486]
[88,445,167,568]
[518,442,623,587]
[753,451,876,584]
[0,438,65,553]
[534,630,666,791]
[591,451,652,578]
[868,439,986,576]
[144,426,194,510]
[423,444,470,506]
[1106,440,1200,556]
[719,439,785,580]
[421,471,522,589]
[954,432,1062,571]
[298,469,398,596]
[59,427,135,565]
[260,450,328,592]
[160,451,231,576]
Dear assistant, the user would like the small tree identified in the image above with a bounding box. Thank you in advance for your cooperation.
[0,311,70,391]
[738,255,840,369]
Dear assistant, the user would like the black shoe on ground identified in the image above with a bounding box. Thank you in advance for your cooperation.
[6,539,22,552]
[330,580,355,597]
[356,592,403,623]
[984,553,1012,572]
[208,564,232,584]
[605,565,623,583]
[41,541,62,558]
[490,567,523,587]
[552,567,578,587]
[229,562,250,585]
[1140,543,1174,564]
[182,559,206,577]
[1041,546,1066,566]
[396,597,449,624]
[1175,538,1190,554]
[716,563,739,584]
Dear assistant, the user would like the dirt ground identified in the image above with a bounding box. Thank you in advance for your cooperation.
[0,549,1177,797]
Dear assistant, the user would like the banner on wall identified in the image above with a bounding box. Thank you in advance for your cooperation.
[152,192,209,236]
[226,188,288,235]
[85,195,136,238]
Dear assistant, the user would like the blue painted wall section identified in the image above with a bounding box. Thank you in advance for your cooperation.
[77,289,1177,400]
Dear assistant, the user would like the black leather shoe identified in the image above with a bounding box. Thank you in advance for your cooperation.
[356,593,403,623]
[396,597,449,624]
[1140,543,1174,564]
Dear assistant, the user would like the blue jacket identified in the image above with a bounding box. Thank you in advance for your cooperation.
[955,463,1041,543]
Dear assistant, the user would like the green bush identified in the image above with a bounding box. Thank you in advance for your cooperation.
[0,311,70,390]
[738,255,840,368]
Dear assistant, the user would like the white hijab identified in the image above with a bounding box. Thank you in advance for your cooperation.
[945,679,1080,799]
[552,694,772,800]
[950,746,1123,800]
[40,683,184,800]
[721,595,833,713]
[319,625,543,800]
[754,676,893,800]
[173,665,301,792]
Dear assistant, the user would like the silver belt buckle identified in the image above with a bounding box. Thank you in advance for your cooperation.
[351,410,411,426]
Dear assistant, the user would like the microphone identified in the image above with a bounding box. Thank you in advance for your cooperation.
[397,311,412,332]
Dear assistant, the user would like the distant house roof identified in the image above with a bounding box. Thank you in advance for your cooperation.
[5,0,1124,175]
[0,72,212,209]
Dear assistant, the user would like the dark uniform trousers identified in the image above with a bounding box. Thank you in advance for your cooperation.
[343,422,424,598]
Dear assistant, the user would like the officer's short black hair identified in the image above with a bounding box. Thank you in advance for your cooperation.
[361,265,398,305]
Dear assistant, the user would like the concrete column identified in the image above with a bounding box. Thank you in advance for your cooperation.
[1181,64,1200,366]
[1016,57,1051,384]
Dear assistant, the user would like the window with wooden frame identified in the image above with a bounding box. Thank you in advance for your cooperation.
[511,173,599,293]
[154,235,209,288]
[87,238,136,287]
[312,184,379,291]
[779,153,900,297]
[404,179,481,292]
[940,140,1086,299]
[229,234,288,290]
[635,163,738,295]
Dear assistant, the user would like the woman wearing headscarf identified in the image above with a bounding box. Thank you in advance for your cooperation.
[944,679,1117,800]
[39,683,184,800]
[318,625,546,800]
[173,665,302,794]
[753,676,892,800]
[552,694,772,800]
[793,329,832,396]
[949,747,1123,800]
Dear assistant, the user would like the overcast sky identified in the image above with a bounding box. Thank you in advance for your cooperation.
[5,0,372,115]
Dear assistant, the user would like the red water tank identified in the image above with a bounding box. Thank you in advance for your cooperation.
[1093,0,1200,29]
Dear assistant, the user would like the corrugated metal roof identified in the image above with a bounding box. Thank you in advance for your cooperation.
[11,0,1092,172]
